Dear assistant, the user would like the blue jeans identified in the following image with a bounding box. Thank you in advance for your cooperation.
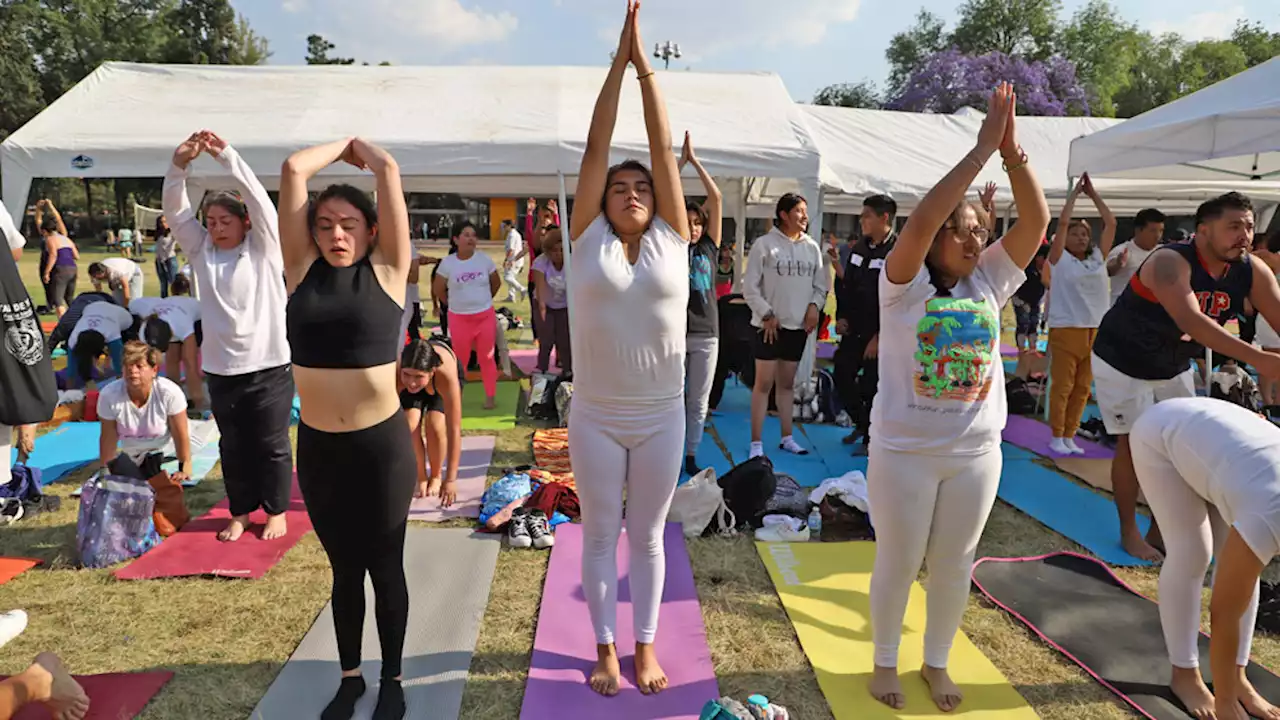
[156,257,179,298]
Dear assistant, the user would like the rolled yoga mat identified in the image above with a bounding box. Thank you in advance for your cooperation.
[9,671,173,720]
[251,528,500,720]
[407,435,495,521]
[11,421,100,484]
[972,552,1280,719]
[758,541,1037,719]
[520,523,719,720]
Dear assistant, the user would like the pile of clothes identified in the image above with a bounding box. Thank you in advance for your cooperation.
[477,468,581,549]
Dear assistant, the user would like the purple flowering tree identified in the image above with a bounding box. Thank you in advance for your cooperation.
[887,49,1091,116]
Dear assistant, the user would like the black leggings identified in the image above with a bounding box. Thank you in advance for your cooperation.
[297,410,417,678]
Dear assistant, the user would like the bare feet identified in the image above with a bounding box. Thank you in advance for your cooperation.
[483,396,497,411]
[868,665,905,709]
[921,663,963,712]
[34,652,91,720]
[414,477,443,499]
[589,644,621,697]
[415,480,429,499]
[1122,529,1164,562]
[217,515,251,542]
[1170,666,1216,719]
[1238,674,1280,719]
[634,642,668,695]
[262,514,288,541]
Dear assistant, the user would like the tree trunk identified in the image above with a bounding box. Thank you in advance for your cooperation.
[82,179,93,238]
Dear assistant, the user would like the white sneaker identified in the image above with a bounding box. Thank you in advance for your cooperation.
[1048,437,1073,456]
[0,610,28,650]
[779,436,810,455]
[1063,437,1086,455]
[749,442,765,459]
[754,524,810,542]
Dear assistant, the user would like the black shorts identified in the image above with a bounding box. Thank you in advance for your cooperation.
[400,388,444,415]
[752,326,809,363]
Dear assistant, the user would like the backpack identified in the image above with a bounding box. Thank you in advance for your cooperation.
[527,373,562,422]
[553,379,574,427]
[758,472,808,526]
[3,463,43,503]
[1211,365,1263,414]
[1005,376,1038,416]
[715,456,776,534]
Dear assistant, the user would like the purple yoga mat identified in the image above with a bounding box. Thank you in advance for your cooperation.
[1003,414,1114,459]
[1000,343,1019,357]
[816,342,836,360]
[520,523,719,720]
[407,435,495,521]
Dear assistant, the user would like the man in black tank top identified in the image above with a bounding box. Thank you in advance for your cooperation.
[1091,192,1280,562]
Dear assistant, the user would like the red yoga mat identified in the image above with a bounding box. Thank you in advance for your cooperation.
[0,558,41,585]
[113,477,311,580]
[9,671,172,720]
[520,523,719,720]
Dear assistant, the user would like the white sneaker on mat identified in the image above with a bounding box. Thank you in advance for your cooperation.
[779,436,809,455]
[749,442,765,459]
[1048,437,1073,456]
[0,610,28,649]
[755,524,810,543]
[1063,437,1086,455]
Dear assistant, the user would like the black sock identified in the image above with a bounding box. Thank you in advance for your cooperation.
[321,676,366,720]
[372,678,406,720]
[684,455,699,476]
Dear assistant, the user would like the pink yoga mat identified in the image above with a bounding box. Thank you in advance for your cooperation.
[114,477,312,580]
[510,347,559,376]
[1003,414,1113,459]
[520,523,718,720]
[10,671,172,719]
[408,435,495,521]
[1001,342,1019,357]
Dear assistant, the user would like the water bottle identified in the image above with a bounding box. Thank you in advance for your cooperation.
[807,507,822,536]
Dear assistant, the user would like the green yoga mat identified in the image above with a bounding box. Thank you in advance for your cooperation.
[460,381,520,431]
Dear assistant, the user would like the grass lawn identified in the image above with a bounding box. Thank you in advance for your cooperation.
[4,243,1275,719]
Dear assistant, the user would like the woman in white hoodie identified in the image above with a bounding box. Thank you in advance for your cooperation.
[742,193,828,460]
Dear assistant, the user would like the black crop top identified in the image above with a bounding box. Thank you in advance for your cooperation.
[287,255,403,369]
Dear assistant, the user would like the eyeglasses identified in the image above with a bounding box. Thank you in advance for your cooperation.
[944,224,990,243]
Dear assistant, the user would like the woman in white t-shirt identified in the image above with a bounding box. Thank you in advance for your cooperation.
[1045,173,1116,455]
[96,341,190,480]
[1130,397,1280,720]
[136,275,204,410]
[67,301,137,388]
[867,84,1050,713]
[431,222,501,409]
[88,257,144,306]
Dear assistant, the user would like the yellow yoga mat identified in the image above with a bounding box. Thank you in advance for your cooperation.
[757,541,1038,719]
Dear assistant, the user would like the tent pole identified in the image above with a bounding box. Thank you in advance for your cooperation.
[558,172,573,331]
[733,179,746,294]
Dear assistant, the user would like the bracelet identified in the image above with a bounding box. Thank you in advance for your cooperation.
[963,152,985,171]
[1002,152,1029,173]
[637,71,654,81]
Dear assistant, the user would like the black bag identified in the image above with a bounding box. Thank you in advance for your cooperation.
[717,294,756,388]
[758,472,809,526]
[0,245,56,426]
[1005,376,1037,416]
[813,368,840,423]
[715,455,776,533]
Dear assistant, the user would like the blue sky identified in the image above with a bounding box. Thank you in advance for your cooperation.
[233,0,1279,102]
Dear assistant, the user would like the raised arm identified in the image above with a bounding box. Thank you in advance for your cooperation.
[163,133,212,257]
[570,3,636,240]
[202,133,280,256]
[279,138,354,284]
[990,100,1049,269]
[45,200,67,236]
[631,6,689,240]
[349,139,411,285]
[1048,181,1080,266]
[680,132,722,245]
[1080,174,1117,258]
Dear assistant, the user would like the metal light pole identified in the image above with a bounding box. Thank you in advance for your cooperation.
[653,41,681,69]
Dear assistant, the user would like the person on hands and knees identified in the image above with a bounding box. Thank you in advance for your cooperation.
[96,341,192,484]
[1129,397,1280,720]
[1092,191,1276,562]
[866,83,1050,712]
[399,338,463,504]
[568,0,692,697]
[164,131,294,543]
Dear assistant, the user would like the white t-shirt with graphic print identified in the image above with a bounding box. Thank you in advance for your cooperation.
[437,252,498,315]
[871,243,1027,456]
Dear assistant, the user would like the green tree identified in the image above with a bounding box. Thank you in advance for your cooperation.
[1230,20,1280,67]
[0,3,45,142]
[306,34,354,65]
[1059,0,1141,116]
[1177,39,1249,94]
[1112,32,1184,118]
[812,80,881,109]
[950,0,1061,60]
[163,0,270,65]
[885,9,947,95]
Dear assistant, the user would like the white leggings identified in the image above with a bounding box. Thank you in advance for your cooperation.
[684,336,719,456]
[1131,434,1258,669]
[0,424,10,489]
[568,396,684,645]
[868,444,1003,669]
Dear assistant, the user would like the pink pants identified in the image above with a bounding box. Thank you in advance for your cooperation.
[449,306,498,397]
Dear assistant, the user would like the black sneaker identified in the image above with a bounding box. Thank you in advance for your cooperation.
[841,431,858,445]
[683,455,700,476]
[527,509,555,549]
[508,508,532,548]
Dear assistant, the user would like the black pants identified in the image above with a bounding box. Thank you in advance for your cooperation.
[207,364,294,517]
[528,283,541,341]
[298,411,417,678]
[538,307,571,373]
[834,333,879,438]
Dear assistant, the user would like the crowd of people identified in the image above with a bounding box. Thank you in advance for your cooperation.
[0,2,1278,717]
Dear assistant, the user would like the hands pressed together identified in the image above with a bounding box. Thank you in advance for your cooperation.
[611,0,652,75]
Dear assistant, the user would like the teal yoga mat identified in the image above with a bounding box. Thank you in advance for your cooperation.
[799,422,868,478]
[998,458,1152,567]
[679,433,732,486]
[13,422,99,483]
[713,412,831,486]
[711,379,752,416]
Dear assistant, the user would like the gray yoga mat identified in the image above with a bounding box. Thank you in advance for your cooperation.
[250,528,501,720]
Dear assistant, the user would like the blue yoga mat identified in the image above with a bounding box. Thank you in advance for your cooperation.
[800,422,868,478]
[1001,442,1037,461]
[679,432,733,486]
[998,459,1152,567]
[12,422,100,484]
[711,380,752,416]
[712,412,830,486]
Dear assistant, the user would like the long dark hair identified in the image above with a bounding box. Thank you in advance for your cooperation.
[401,338,445,372]
[72,330,107,382]
[774,193,807,228]
[143,314,174,351]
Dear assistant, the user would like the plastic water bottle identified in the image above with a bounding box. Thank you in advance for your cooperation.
[807,508,822,536]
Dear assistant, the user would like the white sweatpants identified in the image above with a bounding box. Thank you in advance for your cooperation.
[684,336,719,456]
[1131,432,1258,669]
[568,396,684,645]
[868,444,1003,669]
[0,424,10,488]
[504,262,526,301]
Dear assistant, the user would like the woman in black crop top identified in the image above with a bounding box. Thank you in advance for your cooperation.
[398,338,463,503]
[278,137,415,720]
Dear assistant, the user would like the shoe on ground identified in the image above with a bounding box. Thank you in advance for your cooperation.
[508,508,532,548]
[0,609,27,650]
[754,524,810,542]
[841,431,858,445]
[1063,437,1086,455]
[1048,437,1073,456]
[748,442,764,459]
[527,509,555,549]
[779,437,809,455]
[684,455,700,476]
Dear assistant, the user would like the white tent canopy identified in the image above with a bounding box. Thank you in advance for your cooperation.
[1069,57,1280,182]
[1,62,827,224]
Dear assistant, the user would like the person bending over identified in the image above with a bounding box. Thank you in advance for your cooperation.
[36,200,78,318]
[867,84,1050,712]
[0,652,89,720]
[164,131,293,543]
[1092,191,1280,562]
[531,229,571,374]
[432,223,501,409]
[1130,397,1280,720]
[280,137,415,720]
[87,257,143,307]
[67,302,136,388]
[133,276,204,409]
[96,341,191,483]
[399,338,463,503]
[677,131,723,475]
[1044,173,1115,455]
[742,192,827,460]
[568,0,691,696]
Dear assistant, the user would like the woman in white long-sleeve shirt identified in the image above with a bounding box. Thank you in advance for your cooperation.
[162,130,293,544]
[742,193,827,460]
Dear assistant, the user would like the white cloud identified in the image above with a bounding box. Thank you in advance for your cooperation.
[1148,5,1247,41]
[281,0,307,13]
[319,0,516,54]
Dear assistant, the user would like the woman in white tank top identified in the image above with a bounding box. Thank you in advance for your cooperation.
[567,0,692,698]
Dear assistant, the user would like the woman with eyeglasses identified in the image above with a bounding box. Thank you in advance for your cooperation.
[866,83,1050,713]
[1045,172,1116,456]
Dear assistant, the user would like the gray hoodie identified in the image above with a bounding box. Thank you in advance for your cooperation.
[743,227,829,330]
